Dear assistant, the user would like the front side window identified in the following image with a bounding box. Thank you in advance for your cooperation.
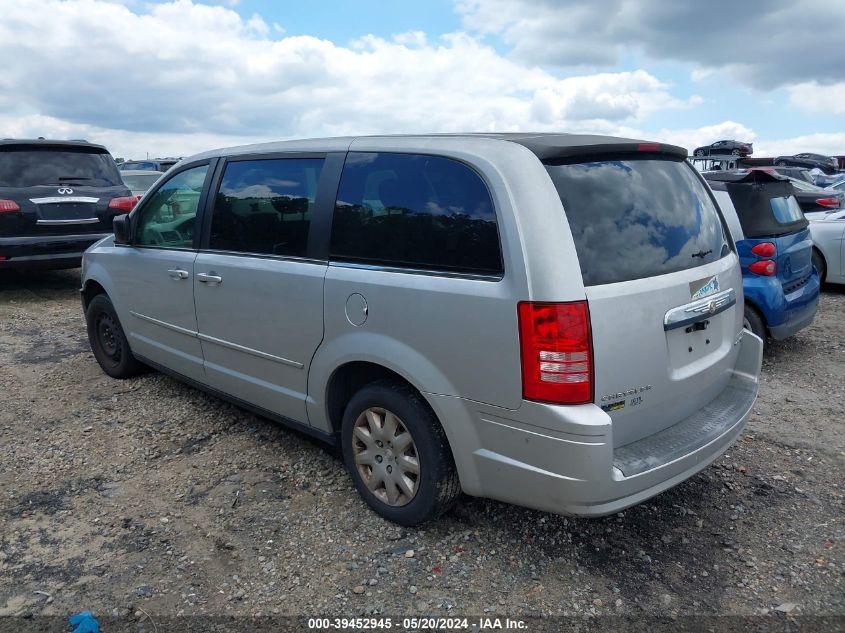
[208,158,324,257]
[134,165,208,248]
[330,152,502,275]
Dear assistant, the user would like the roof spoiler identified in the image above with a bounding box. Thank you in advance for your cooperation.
[703,169,789,184]
[539,141,687,162]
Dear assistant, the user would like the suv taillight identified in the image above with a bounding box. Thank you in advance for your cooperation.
[518,301,593,404]
[0,199,21,213]
[108,196,138,212]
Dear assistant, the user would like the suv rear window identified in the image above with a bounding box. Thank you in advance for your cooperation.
[545,157,728,286]
[331,152,503,276]
[0,147,122,188]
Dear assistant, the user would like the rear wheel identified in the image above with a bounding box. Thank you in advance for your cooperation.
[812,248,826,283]
[86,294,146,378]
[743,305,766,342]
[694,149,705,156]
[775,160,787,167]
[731,149,740,156]
[341,380,460,526]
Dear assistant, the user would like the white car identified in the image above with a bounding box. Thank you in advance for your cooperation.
[806,209,845,284]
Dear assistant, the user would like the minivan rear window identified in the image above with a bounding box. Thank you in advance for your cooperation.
[0,147,123,188]
[545,157,728,286]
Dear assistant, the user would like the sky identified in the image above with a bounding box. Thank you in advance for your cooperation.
[1,0,843,160]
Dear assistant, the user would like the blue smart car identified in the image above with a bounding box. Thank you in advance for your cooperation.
[705,170,820,343]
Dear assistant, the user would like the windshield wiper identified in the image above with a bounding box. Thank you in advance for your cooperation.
[58,176,93,181]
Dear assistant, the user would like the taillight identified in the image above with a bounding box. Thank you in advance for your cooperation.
[0,199,21,213]
[518,301,593,404]
[108,196,138,212]
[816,198,840,209]
[751,242,776,257]
[749,260,776,276]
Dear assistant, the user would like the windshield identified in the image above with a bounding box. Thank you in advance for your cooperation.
[545,157,728,286]
[0,148,122,187]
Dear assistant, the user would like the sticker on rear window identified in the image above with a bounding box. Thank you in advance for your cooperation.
[690,275,720,300]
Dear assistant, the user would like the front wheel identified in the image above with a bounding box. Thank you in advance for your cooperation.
[86,294,146,378]
[694,149,704,156]
[341,380,460,526]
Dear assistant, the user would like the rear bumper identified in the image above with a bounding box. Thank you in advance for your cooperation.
[769,289,819,340]
[0,233,110,270]
[746,270,820,340]
[427,330,763,517]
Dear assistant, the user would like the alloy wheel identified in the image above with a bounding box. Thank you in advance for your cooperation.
[351,407,420,506]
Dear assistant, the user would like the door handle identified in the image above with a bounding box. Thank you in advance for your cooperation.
[167,268,190,280]
[196,272,223,284]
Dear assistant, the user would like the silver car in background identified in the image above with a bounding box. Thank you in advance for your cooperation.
[120,169,164,198]
[81,134,763,525]
[806,209,845,284]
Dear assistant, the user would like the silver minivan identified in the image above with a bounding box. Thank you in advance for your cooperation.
[81,134,763,525]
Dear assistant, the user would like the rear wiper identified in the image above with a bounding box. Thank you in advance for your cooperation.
[58,176,92,181]
[691,249,713,259]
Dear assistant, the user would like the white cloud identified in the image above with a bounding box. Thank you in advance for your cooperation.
[0,0,699,158]
[0,0,840,162]
[643,121,758,155]
[751,132,845,159]
[457,0,845,90]
[788,81,845,115]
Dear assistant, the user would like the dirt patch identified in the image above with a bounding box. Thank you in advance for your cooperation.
[0,269,842,624]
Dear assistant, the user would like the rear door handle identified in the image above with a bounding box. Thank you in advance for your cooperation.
[196,272,223,284]
[167,268,190,280]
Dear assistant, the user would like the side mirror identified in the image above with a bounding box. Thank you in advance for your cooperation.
[113,214,131,244]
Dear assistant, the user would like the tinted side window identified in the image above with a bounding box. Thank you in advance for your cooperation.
[134,165,208,248]
[330,153,502,275]
[208,158,324,257]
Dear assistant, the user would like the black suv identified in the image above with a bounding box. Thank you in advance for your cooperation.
[0,139,135,270]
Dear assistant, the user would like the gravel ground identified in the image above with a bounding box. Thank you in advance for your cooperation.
[0,269,843,628]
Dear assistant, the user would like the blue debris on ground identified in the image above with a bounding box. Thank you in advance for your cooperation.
[69,611,99,633]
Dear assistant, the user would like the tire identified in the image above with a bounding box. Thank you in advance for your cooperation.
[341,380,460,526]
[85,294,146,379]
[742,304,766,342]
[694,149,704,157]
[812,248,826,283]
[731,149,740,156]
[775,160,787,167]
